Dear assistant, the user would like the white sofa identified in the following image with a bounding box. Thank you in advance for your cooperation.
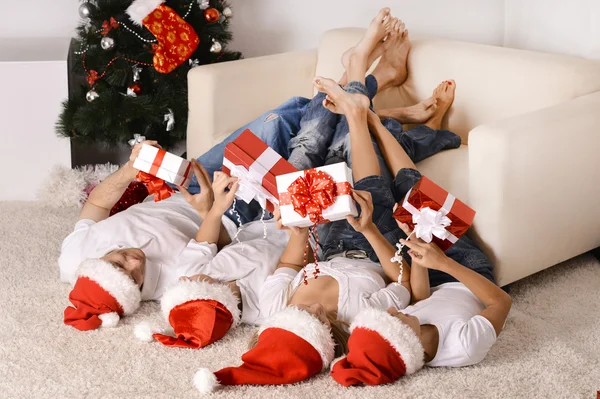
[187,28,600,287]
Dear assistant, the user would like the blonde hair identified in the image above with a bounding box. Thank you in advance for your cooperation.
[248,310,350,358]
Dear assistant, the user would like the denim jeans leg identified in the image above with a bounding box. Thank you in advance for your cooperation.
[186,96,310,194]
[287,92,340,170]
[390,125,462,164]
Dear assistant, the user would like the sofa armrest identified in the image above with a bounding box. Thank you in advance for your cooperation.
[186,50,318,158]
[468,91,600,286]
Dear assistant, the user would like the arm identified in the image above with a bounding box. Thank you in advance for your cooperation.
[401,238,511,336]
[396,218,430,303]
[367,110,416,177]
[276,229,310,272]
[79,140,160,222]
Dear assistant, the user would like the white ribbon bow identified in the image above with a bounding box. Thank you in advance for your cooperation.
[228,165,278,209]
[128,134,146,147]
[412,207,453,242]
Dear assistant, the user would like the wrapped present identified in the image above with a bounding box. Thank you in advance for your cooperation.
[222,129,297,213]
[277,162,358,228]
[393,176,475,251]
[133,144,192,201]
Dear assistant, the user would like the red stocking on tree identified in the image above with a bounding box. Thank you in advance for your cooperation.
[126,0,200,73]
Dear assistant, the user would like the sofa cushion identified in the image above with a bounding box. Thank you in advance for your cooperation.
[316,28,600,144]
[416,145,470,206]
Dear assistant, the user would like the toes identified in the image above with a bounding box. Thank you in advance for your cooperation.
[314,77,343,98]
[399,20,406,33]
[377,8,391,23]
[403,28,409,39]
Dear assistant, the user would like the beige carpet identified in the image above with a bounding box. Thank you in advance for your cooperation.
[0,201,598,399]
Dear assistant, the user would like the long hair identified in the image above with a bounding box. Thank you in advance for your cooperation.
[248,310,350,358]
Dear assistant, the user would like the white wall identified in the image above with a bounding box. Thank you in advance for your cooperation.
[227,0,506,57]
[3,0,78,38]
[504,0,600,60]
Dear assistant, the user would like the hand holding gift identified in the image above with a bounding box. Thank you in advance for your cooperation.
[132,143,194,202]
[346,190,375,233]
[211,172,240,215]
[178,160,214,219]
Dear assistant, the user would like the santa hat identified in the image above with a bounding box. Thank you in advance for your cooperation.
[193,306,336,394]
[330,308,425,386]
[126,0,165,25]
[134,279,241,348]
[64,259,141,331]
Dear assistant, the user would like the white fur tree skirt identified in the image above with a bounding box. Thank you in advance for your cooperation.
[0,201,598,398]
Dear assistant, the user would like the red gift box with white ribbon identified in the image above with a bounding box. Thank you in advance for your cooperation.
[276,162,358,228]
[222,129,297,213]
[133,144,192,201]
[393,176,476,251]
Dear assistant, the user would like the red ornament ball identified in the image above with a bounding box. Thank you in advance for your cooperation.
[204,8,220,23]
[128,82,142,96]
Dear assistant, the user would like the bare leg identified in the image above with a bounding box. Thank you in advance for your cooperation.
[424,80,456,130]
[368,110,416,176]
[346,8,395,84]
[370,20,411,91]
[376,96,438,124]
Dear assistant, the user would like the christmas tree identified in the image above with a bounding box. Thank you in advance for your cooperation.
[57,0,241,149]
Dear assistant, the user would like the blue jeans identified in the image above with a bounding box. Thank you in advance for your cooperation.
[391,168,496,286]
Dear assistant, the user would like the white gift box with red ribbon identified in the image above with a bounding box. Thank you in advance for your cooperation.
[132,144,192,188]
[276,162,358,228]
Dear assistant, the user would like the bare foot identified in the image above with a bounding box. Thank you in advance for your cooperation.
[351,8,395,62]
[371,19,411,91]
[377,96,438,124]
[424,80,456,130]
[314,76,370,116]
[341,34,393,74]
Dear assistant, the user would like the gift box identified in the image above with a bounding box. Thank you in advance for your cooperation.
[276,162,358,228]
[222,129,297,212]
[393,176,476,251]
[133,144,192,188]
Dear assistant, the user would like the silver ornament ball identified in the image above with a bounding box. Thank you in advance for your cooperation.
[78,2,94,19]
[223,7,232,18]
[210,41,222,53]
[100,36,115,50]
[86,89,99,102]
[198,0,210,10]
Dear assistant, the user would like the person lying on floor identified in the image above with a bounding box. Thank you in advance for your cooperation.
[192,8,413,393]
[133,169,292,348]
[59,142,248,331]
[327,81,510,386]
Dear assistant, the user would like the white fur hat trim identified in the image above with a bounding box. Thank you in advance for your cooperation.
[258,306,335,370]
[160,280,241,327]
[126,0,165,25]
[98,312,120,328]
[351,308,425,374]
[77,259,141,315]
[193,368,220,394]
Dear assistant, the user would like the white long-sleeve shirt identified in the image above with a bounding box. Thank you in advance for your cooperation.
[58,194,237,300]
[258,259,411,324]
[176,220,290,325]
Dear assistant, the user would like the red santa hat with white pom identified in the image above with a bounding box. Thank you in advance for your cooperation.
[134,279,241,348]
[64,259,141,331]
[192,306,336,394]
[330,307,425,386]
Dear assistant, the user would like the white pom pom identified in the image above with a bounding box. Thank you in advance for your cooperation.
[134,321,162,342]
[98,312,120,328]
[193,368,220,394]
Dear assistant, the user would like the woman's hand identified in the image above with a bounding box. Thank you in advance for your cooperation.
[125,140,162,179]
[210,172,239,215]
[273,205,308,236]
[179,160,215,219]
[399,237,449,271]
[346,190,376,233]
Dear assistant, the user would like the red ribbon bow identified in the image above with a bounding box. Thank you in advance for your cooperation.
[137,171,174,202]
[87,70,99,87]
[102,17,119,35]
[287,169,336,224]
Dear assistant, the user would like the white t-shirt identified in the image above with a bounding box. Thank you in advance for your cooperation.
[403,282,498,368]
[258,259,410,324]
[58,194,237,300]
[177,220,290,325]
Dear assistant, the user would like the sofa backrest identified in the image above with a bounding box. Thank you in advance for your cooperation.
[316,28,600,144]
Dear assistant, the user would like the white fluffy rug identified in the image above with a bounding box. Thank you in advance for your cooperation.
[1,201,599,399]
